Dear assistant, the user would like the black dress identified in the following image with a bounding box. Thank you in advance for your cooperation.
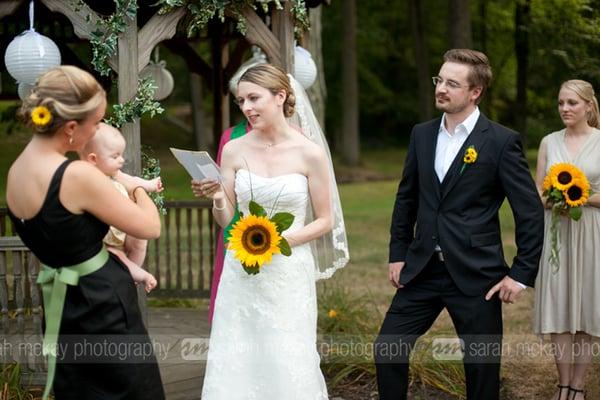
[8,160,165,400]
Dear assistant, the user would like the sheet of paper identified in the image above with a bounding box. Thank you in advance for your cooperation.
[196,163,220,181]
[170,147,222,182]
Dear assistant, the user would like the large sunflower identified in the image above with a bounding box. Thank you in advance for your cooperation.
[548,163,583,191]
[228,214,281,271]
[563,178,590,207]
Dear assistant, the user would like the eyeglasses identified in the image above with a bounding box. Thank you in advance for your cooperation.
[431,76,469,90]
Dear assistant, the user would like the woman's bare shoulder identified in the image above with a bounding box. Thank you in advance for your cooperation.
[63,160,110,191]
[222,132,251,154]
[295,134,325,160]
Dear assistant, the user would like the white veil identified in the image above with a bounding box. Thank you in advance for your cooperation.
[287,75,349,280]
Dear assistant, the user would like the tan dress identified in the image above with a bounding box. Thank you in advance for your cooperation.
[533,128,600,336]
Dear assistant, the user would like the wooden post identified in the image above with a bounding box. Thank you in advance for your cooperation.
[117,12,147,318]
[305,6,327,129]
[271,1,294,73]
[210,22,226,155]
[119,16,141,176]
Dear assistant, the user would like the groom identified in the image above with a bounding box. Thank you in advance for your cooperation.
[374,49,544,400]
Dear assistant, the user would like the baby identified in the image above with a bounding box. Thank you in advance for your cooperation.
[79,123,161,292]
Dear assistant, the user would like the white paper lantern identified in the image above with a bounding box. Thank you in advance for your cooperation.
[4,30,61,85]
[229,47,267,95]
[294,46,317,90]
[140,60,174,101]
[18,82,34,101]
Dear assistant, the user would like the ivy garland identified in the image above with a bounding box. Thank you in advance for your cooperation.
[69,0,164,125]
[73,0,165,208]
[104,77,164,128]
[156,0,310,37]
[141,148,167,215]
[103,76,166,213]
[71,0,137,77]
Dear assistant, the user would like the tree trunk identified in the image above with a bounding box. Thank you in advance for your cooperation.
[515,0,530,149]
[478,0,491,111]
[409,0,433,121]
[479,0,487,54]
[341,0,360,166]
[305,6,327,130]
[449,0,473,48]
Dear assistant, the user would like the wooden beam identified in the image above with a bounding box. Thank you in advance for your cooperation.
[0,0,24,19]
[0,236,27,251]
[238,6,282,66]
[137,8,186,72]
[271,1,294,72]
[40,0,118,72]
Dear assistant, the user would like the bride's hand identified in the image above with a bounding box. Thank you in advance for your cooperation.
[191,179,224,200]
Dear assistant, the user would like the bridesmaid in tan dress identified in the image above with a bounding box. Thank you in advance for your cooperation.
[534,80,600,400]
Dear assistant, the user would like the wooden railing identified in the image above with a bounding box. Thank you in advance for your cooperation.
[0,201,215,372]
[145,200,215,298]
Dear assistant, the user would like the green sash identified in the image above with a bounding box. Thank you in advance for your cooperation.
[37,246,109,400]
[223,122,248,244]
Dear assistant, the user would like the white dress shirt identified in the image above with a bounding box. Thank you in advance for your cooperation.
[435,107,480,182]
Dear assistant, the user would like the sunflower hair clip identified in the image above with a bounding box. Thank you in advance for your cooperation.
[31,105,53,128]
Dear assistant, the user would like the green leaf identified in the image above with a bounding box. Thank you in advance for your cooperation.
[242,263,260,275]
[279,237,292,256]
[569,206,582,221]
[249,200,267,217]
[271,212,295,233]
[238,210,244,218]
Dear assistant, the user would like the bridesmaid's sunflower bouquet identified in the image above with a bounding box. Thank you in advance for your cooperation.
[228,200,294,275]
[542,163,592,271]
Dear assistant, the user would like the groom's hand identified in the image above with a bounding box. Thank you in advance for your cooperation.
[388,262,405,289]
[485,276,525,304]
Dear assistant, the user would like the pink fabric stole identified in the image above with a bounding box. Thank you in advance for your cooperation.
[208,122,250,323]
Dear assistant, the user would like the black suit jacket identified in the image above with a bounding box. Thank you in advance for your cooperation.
[389,113,544,296]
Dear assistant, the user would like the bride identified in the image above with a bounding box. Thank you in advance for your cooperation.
[192,64,349,399]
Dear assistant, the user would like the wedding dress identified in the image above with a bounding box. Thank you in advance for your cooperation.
[201,168,328,400]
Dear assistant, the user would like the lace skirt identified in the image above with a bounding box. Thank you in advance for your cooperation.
[201,244,328,400]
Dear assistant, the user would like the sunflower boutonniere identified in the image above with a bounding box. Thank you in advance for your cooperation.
[459,145,478,174]
[31,105,52,127]
[228,200,294,275]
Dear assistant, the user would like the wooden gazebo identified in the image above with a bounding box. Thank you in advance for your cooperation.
[0,1,327,391]
[0,0,324,174]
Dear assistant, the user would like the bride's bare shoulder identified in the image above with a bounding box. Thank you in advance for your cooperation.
[222,132,252,153]
[294,133,325,158]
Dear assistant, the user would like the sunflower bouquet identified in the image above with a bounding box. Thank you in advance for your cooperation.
[542,163,592,271]
[227,200,294,275]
